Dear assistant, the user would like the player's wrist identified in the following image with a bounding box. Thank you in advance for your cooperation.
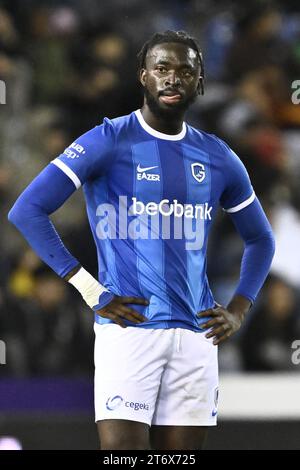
[68,267,112,310]
[226,294,252,319]
[64,264,82,281]
[92,291,115,312]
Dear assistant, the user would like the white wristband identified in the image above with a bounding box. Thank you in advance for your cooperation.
[68,267,109,309]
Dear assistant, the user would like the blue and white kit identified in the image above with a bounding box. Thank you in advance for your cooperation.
[9,109,274,330]
[9,109,275,425]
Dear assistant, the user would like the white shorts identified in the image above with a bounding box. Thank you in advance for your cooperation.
[94,323,218,426]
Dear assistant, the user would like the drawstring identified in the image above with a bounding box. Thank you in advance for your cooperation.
[176,329,181,353]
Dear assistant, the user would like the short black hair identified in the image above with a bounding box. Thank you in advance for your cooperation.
[137,30,204,94]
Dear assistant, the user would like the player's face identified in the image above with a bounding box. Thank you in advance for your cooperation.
[140,42,202,118]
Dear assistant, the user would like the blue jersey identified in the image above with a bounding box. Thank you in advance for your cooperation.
[52,110,255,331]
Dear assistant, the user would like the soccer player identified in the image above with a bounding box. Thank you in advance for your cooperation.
[8,31,275,450]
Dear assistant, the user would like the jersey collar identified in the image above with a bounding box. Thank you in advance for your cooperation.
[134,109,187,141]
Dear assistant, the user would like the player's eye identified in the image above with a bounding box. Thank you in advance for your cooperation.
[156,66,167,73]
[182,70,193,77]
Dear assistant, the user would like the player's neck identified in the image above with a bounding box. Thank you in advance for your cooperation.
[140,105,185,135]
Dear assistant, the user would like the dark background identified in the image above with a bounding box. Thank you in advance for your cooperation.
[1,0,300,449]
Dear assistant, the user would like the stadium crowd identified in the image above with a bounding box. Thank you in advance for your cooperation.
[1,0,300,376]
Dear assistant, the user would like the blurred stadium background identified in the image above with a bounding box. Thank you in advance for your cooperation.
[1,0,300,450]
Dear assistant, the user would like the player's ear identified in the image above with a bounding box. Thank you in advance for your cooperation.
[140,68,147,87]
[197,75,204,95]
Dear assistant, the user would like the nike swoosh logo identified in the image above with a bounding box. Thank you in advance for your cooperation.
[137,164,159,173]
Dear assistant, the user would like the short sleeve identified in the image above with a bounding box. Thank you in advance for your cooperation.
[219,140,255,213]
[51,117,115,188]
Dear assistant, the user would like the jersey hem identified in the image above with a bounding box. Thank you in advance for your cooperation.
[94,315,207,332]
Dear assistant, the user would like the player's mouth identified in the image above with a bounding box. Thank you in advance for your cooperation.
[159,90,183,105]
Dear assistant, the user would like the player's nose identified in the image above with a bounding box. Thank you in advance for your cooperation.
[165,71,181,87]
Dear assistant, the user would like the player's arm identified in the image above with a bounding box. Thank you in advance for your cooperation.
[8,124,148,326]
[198,139,275,344]
[199,197,275,344]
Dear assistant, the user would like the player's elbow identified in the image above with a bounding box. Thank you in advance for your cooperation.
[269,229,276,260]
[251,228,276,261]
[8,197,29,229]
[8,201,21,228]
[263,228,276,254]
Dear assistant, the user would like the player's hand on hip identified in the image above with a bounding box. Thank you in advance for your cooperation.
[197,303,243,345]
[95,296,149,328]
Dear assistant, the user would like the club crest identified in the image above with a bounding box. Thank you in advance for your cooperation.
[191,163,205,183]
